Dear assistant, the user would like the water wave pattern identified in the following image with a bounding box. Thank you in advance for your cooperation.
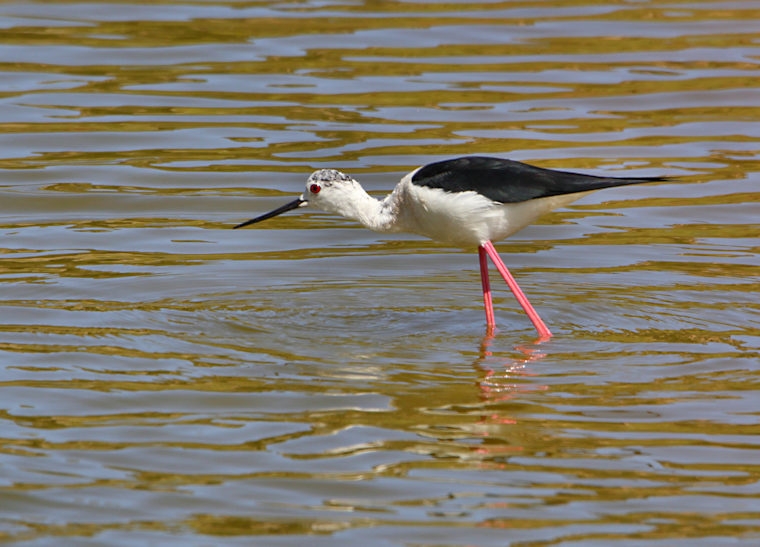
[1,0,759,544]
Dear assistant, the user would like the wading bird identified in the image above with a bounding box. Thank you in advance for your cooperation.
[234,156,665,340]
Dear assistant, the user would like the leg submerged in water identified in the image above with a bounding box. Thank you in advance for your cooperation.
[479,241,552,340]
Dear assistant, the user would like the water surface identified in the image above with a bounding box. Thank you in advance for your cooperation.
[1,0,759,545]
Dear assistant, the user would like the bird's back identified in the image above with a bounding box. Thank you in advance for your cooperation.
[411,156,666,204]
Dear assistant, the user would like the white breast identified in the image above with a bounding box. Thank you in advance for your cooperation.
[392,175,590,248]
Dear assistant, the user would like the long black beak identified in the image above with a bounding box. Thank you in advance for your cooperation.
[233,198,307,229]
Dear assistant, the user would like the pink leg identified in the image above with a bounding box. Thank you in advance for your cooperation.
[478,245,495,329]
[481,241,552,340]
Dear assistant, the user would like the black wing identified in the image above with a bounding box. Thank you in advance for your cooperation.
[411,156,666,203]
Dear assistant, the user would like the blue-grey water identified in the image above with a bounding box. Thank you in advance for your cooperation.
[1,1,759,545]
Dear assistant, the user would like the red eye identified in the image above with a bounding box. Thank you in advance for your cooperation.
[309,183,321,194]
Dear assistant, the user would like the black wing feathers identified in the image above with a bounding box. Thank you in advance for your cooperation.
[411,156,666,204]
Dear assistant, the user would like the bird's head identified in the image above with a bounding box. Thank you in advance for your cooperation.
[302,169,363,216]
[232,168,363,229]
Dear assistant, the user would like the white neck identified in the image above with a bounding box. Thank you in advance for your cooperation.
[331,188,400,233]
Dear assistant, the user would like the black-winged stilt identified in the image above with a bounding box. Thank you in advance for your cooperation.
[234,156,665,340]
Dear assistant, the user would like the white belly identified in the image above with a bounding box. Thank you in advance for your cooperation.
[397,184,590,248]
